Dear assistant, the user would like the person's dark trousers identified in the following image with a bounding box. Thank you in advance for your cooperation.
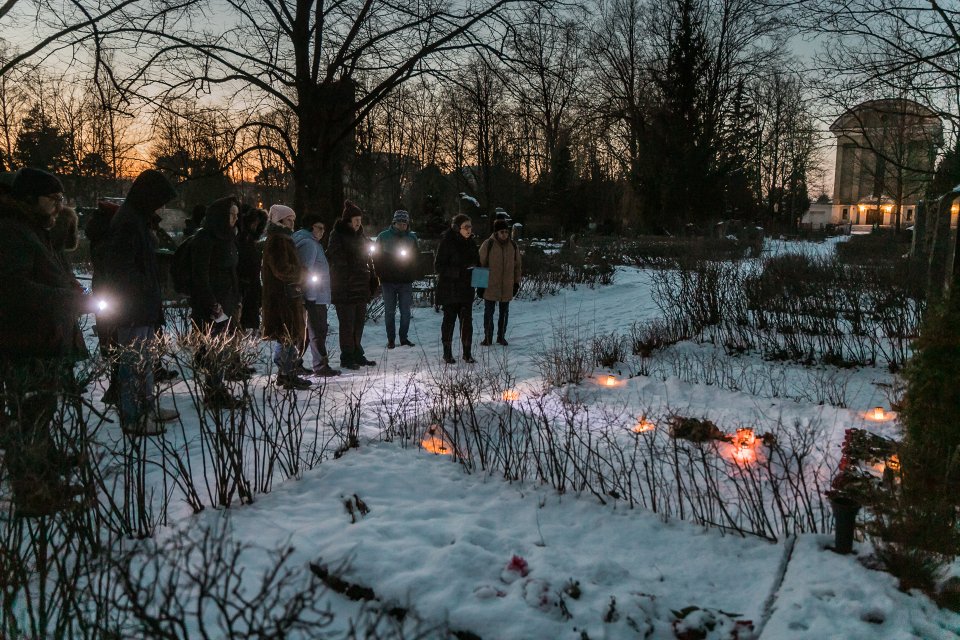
[95,315,119,399]
[336,302,367,362]
[303,301,330,368]
[381,282,413,344]
[441,303,473,357]
[483,300,510,341]
[116,325,155,428]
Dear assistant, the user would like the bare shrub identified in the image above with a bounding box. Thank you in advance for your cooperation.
[531,317,594,386]
[82,519,334,638]
[593,332,626,368]
[628,319,691,357]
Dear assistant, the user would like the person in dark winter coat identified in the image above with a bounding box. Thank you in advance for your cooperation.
[434,213,479,364]
[478,218,522,346]
[374,209,420,349]
[261,205,311,390]
[293,213,339,377]
[86,200,122,404]
[327,200,379,370]
[0,168,89,517]
[189,196,242,405]
[99,169,180,435]
[237,206,267,333]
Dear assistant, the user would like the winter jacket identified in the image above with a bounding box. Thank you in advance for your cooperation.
[260,223,305,344]
[327,219,377,305]
[85,201,120,293]
[292,228,332,304]
[0,196,87,360]
[100,170,178,328]
[237,209,266,288]
[189,197,240,322]
[479,235,522,302]
[373,225,420,284]
[237,208,267,330]
[434,228,480,305]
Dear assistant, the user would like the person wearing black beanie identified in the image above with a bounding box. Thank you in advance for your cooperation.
[0,166,89,516]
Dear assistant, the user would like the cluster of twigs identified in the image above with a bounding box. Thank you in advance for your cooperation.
[377,362,837,543]
[648,253,924,370]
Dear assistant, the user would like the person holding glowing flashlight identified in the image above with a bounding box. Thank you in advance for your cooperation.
[0,168,90,516]
[293,213,340,377]
[374,210,419,349]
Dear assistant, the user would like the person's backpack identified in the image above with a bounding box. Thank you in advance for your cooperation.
[171,232,198,294]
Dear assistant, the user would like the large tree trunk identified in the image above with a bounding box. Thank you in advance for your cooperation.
[294,80,357,226]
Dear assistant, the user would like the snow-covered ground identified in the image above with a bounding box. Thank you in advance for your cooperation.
[34,237,960,638]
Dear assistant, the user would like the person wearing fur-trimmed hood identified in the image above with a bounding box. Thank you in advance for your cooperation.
[327,200,379,370]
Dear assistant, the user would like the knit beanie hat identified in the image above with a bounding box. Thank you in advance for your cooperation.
[125,169,177,213]
[342,199,363,221]
[392,209,410,224]
[269,204,296,224]
[11,168,63,200]
[494,219,510,232]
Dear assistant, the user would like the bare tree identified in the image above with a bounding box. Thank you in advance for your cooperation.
[104,0,556,223]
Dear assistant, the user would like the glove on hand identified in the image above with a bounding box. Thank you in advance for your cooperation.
[513,282,520,297]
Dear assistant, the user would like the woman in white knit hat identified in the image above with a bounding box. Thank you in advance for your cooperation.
[260,204,311,390]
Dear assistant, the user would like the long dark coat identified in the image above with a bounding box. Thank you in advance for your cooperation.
[237,208,267,330]
[0,197,86,360]
[100,170,177,328]
[434,228,480,305]
[327,219,376,305]
[260,223,305,344]
[190,197,240,323]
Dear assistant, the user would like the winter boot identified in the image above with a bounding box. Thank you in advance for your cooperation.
[277,374,312,390]
[340,350,360,371]
[356,346,376,367]
[313,358,341,377]
[496,336,509,346]
[480,335,492,347]
[442,342,456,365]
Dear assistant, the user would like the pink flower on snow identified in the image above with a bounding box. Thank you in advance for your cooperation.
[500,555,531,583]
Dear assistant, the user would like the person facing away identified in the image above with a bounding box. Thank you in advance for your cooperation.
[86,200,122,405]
[260,204,311,390]
[373,209,420,349]
[293,213,340,377]
[236,206,268,333]
[0,167,90,517]
[478,218,522,346]
[100,169,180,436]
[189,196,243,407]
[327,199,379,370]
[434,213,479,364]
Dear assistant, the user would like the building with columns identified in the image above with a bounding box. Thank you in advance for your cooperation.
[804,99,942,230]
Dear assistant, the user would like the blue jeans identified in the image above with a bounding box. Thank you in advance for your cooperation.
[116,325,155,426]
[382,282,413,343]
[273,342,298,376]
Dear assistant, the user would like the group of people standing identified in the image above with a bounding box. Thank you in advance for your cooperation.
[0,164,524,516]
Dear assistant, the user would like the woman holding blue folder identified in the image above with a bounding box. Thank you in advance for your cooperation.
[434,213,479,364]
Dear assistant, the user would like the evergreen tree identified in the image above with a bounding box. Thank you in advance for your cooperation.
[13,104,70,172]
[645,0,718,232]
